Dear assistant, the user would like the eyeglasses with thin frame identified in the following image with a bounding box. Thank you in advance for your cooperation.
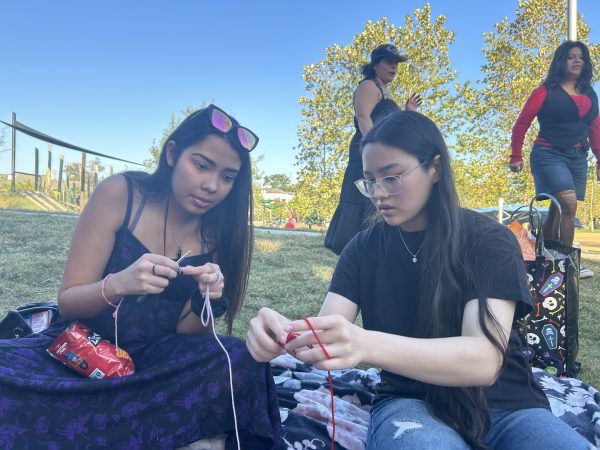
[354,162,427,198]
[187,104,259,152]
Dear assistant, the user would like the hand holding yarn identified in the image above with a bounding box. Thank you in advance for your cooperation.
[285,316,339,450]
[246,307,291,362]
[110,253,179,297]
[284,314,367,371]
[180,263,224,299]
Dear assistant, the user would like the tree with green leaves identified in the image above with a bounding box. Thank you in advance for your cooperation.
[251,154,265,221]
[0,126,6,153]
[263,173,294,192]
[145,106,203,169]
[293,5,465,221]
[455,0,600,209]
[581,161,600,230]
[88,157,106,175]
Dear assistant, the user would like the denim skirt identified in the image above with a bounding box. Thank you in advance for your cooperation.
[529,144,589,200]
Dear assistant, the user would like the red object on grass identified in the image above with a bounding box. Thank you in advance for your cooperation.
[47,322,135,379]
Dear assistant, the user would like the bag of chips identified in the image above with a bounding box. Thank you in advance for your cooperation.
[47,322,135,379]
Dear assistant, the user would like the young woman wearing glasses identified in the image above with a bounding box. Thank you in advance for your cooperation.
[0,105,283,449]
[247,110,589,449]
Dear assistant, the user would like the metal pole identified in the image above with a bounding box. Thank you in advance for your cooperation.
[10,112,16,192]
[81,152,87,193]
[568,0,577,41]
[48,143,52,172]
[34,147,39,191]
[58,155,64,192]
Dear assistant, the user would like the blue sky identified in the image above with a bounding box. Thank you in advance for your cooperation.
[1,0,599,180]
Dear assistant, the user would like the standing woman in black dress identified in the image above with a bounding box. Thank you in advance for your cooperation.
[325,44,422,254]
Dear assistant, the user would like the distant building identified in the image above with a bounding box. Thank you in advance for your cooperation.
[261,187,294,202]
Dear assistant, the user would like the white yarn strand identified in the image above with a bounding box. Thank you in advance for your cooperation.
[200,274,240,450]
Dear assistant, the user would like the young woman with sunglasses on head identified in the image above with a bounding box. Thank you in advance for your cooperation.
[248,111,589,449]
[325,43,422,255]
[0,105,283,449]
[509,41,599,279]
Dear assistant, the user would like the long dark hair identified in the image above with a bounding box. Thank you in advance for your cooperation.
[361,111,509,448]
[544,41,593,93]
[126,107,254,334]
[361,61,377,80]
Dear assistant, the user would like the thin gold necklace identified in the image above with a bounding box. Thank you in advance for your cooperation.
[397,227,425,263]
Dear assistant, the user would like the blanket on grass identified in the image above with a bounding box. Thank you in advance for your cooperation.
[271,354,600,450]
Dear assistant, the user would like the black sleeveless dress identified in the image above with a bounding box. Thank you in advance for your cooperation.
[0,176,284,449]
[324,82,399,254]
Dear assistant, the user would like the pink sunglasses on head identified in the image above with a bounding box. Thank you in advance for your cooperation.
[185,104,259,152]
[208,104,259,151]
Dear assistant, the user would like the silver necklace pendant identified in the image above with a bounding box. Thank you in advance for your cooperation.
[397,226,424,264]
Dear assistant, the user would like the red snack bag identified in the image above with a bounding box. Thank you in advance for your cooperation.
[47,322,135,379]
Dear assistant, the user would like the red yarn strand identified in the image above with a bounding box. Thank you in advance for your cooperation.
[300,317,335,450]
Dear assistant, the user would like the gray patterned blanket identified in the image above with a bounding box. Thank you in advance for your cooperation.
[272,354,600,450]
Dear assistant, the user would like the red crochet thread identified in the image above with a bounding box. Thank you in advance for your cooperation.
[285,332,299,343]
[285,331,313,349]
[291,317,335,450]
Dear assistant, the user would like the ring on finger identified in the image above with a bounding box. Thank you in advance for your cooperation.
[152,264,157,276]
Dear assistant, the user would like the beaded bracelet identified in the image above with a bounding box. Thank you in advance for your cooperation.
[101,274,118,306]
[100,273,123,349]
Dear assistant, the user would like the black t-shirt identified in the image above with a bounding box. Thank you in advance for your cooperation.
[329,208,549,410]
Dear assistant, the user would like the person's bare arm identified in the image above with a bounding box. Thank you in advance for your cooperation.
[354,81,382,137]
[286,297,514,387]
[58,175,178,319]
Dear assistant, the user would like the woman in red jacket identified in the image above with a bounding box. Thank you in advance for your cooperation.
[509,41,599,279]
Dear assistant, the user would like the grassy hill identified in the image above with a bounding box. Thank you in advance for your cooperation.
[0,192,45,211]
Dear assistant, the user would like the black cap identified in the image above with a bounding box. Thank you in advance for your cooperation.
[370,44,408,64]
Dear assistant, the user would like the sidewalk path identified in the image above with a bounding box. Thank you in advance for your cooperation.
[255,227,323,237]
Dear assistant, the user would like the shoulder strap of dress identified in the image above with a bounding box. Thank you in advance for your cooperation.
[371,79,386,100]
[129,193,148,233]
[354,79,385,113]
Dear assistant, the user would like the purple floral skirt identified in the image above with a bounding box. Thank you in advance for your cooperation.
[0,319,283,449]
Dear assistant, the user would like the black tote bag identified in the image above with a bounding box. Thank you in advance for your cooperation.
[512,194,581,377]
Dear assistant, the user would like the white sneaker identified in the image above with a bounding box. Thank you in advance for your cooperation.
[580,267,594,279]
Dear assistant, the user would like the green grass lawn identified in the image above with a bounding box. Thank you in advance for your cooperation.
[0,192,45,211]
[1,210,598,388]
